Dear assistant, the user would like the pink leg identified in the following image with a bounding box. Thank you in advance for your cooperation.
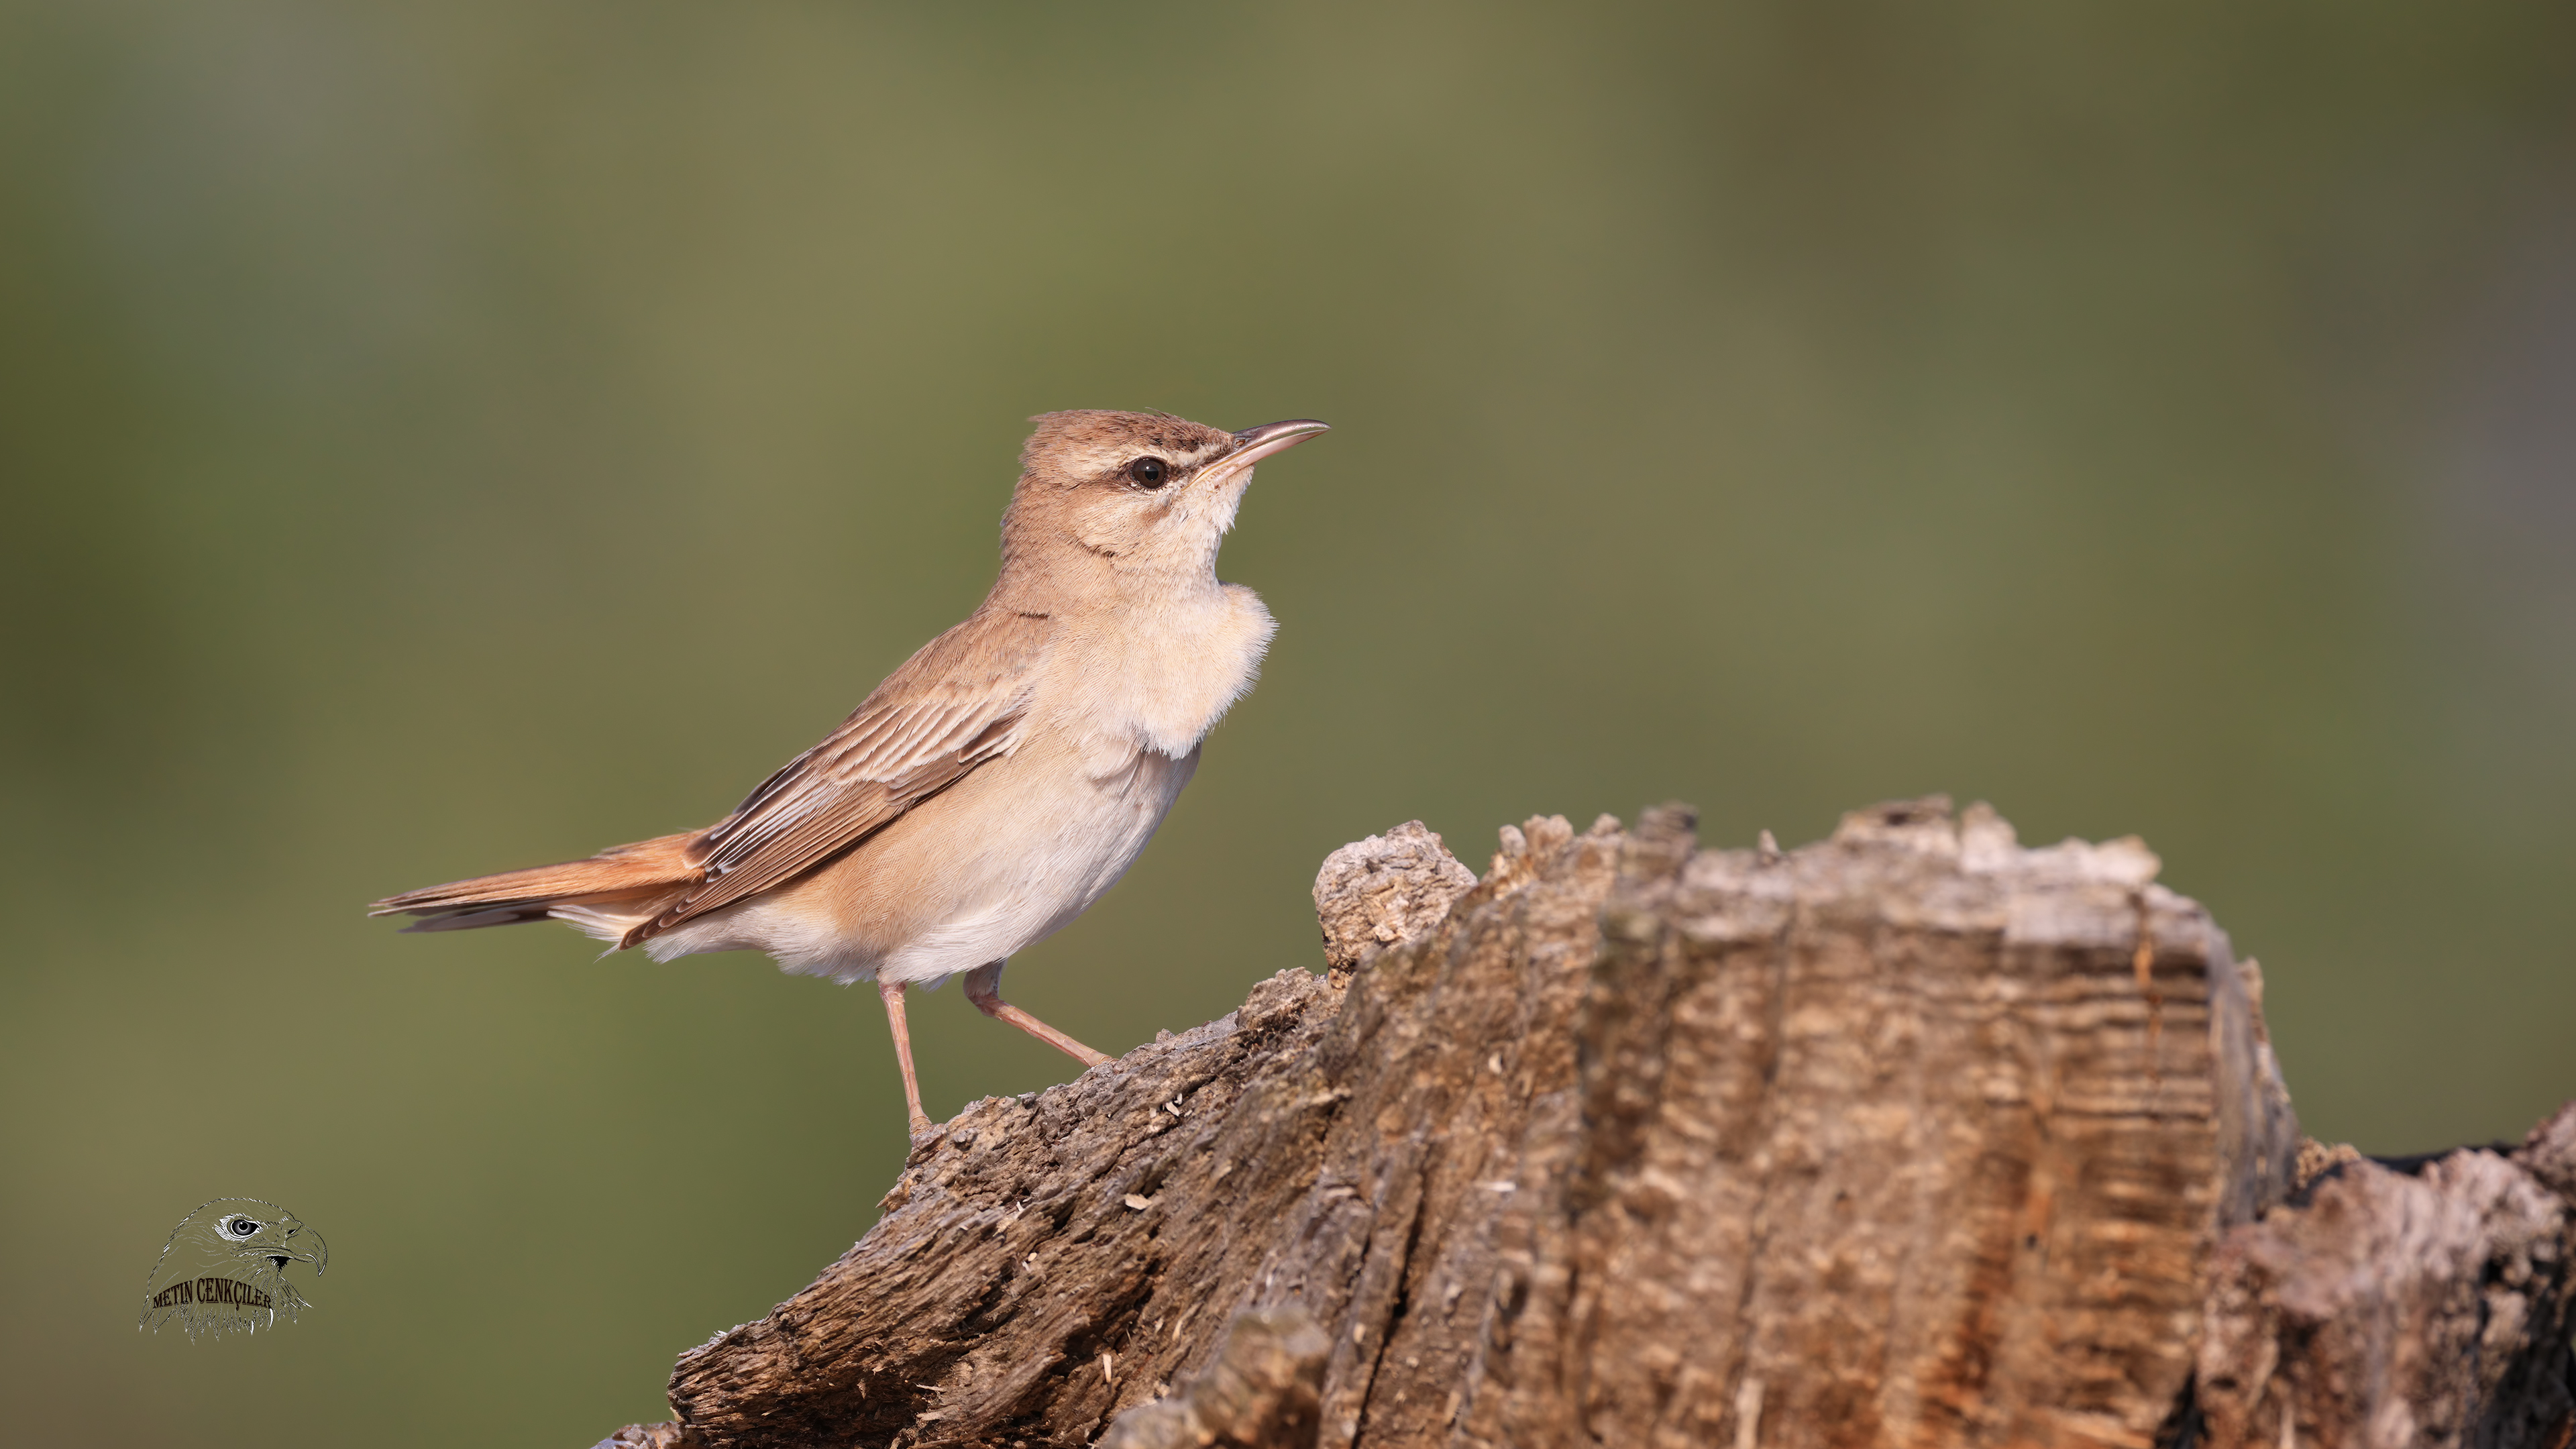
[877,979,934,1138]
[964,961,1112,1068]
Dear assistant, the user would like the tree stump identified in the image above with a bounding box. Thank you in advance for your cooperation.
[600,800,2574,1449]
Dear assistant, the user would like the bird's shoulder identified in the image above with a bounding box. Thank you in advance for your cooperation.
[839,603,1056,733]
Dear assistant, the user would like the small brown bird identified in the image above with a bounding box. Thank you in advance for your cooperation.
[372,411,1328,1136]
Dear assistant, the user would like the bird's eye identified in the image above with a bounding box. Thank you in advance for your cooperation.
[1126,457,1169,488]
[227,1218,259,1236]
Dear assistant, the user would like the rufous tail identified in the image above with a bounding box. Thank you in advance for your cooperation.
[368,832,704,936]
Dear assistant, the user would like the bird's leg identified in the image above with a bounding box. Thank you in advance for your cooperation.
[876,979,935,1138]
[963,961,1112,1068]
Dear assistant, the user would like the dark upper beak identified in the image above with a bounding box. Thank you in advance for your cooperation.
[1219,419,1330,474]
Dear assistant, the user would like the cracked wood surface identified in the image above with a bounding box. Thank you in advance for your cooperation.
[2187,1106,2576,1449]
[602,799,2572,1449]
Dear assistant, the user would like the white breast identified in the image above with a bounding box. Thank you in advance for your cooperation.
[1053,582,1275,767]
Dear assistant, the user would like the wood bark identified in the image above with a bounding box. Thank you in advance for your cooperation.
[597,800,2575,1449]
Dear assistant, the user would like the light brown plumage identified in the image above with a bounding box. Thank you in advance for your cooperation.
[372,409,1328,1136]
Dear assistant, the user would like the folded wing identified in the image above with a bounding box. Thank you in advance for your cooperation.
[369,608,1049,947]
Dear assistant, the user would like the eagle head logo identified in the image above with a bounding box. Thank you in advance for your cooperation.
[139,1198,327,1340]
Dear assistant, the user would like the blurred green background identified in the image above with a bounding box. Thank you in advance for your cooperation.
[5,2,2573,1444]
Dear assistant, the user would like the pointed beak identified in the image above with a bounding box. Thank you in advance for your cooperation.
[276,1222,327,1275]
[1201,419,1329,486]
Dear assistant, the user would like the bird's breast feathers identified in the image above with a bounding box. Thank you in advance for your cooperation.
[1051,582,1274,767]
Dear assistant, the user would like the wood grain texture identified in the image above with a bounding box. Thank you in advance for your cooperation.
[596,799,2572,1449]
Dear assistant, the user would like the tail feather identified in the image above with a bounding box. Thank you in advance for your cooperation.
[398,904,559,932]
[370,832,706,937]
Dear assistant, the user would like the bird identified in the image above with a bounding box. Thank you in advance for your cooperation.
[371,410,1328,1138]
[138,1198,327,1339]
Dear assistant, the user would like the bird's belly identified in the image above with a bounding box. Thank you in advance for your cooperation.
[679,737,1199,987]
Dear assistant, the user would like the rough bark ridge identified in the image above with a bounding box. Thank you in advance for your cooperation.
[605,802,2575,1449]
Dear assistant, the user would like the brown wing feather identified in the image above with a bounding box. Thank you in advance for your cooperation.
[370,608,1051,945]
[625,608,1048,943]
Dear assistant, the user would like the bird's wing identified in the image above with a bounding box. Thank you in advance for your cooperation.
[632,608,1051,943]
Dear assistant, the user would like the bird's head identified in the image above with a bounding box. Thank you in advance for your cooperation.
[189,1200,328,1278]
[1000,410,1328,600]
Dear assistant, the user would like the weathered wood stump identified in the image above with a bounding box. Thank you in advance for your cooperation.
[600,800,2574,1449]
